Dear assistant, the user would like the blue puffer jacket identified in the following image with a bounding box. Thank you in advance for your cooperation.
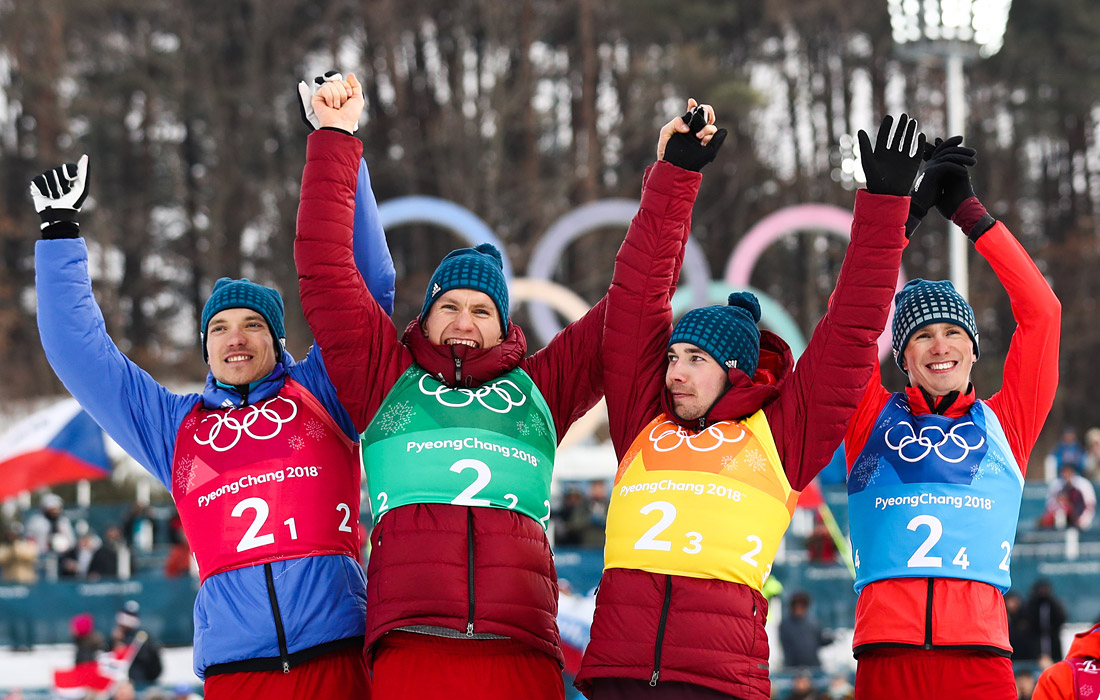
[34,159,394,679]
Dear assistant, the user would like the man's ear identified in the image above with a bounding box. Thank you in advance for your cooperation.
[899,356,908,371]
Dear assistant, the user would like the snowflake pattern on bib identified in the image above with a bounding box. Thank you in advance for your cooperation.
[377,400,415,435]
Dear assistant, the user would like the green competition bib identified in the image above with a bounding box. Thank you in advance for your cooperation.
[362,365,557,529]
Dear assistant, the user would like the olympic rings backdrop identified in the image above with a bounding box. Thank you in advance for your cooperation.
[379,196,907,476]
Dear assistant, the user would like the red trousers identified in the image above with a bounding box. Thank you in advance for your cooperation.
[203,646,370,700]
[371,631,564,700]
[855,648,1015,700]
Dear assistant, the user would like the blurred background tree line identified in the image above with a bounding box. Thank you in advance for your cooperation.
[0,0,1098,460]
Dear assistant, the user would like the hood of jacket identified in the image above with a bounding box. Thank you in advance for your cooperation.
[402,317,527,388]
[661,329,792,429]
[1068,622,1100,660]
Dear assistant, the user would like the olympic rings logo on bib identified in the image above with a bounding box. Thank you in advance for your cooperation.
[194,396,299,452]
[417,373,527,414]
[884,420,985,463]
[648,420,747,453]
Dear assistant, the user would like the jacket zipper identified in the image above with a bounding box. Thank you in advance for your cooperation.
[466,507,476,637]
[923,577,934,649]
[264,563,291,672]
[650,575,673,686]
[454,353,463,385]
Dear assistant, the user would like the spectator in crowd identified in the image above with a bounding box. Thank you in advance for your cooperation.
[1005,591,1032,659]
[1032,622,1100,700]
[554,486,592,546]
[111,601,162,686]
[1082,427,1100,481]
[70,613,105,664]
[0,523,37,651]
[1016,669,1037,700]
[805,512,838,564]
[783,672,818,700]
[162,517,191,578]
[821,675,855,700]
[779,591,833,669]
[1048,426,1085,480]
[120,504,156,553]
[1039,462,1097,530]
[87,526,129,580]
[59,532,100,579]
[0,523,39,584]
[1020,579,1068,667]
[24,493,75,555]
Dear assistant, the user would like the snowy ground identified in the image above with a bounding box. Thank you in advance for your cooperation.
[0,644,199,696]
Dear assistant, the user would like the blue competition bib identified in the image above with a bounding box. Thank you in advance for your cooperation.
[848,396,1023,593]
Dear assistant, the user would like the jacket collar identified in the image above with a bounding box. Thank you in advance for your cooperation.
[904,382,976,418]
[202,355,289,409]
[661,330,791,430]
[403,318,527,388]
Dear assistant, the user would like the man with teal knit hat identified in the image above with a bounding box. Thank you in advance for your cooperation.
[31,73,396,696]
[294,81,723,698]
[843,134,1061,700]
[577,113,916,700]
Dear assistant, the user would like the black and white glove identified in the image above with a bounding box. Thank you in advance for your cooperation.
[30,155,89,239]
[297,71,357,132]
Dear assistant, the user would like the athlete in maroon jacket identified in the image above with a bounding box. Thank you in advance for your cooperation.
[575,115,917,700]
[294,80,717,698]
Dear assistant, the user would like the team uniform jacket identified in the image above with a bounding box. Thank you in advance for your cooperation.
[575,187,908,700]
[843,221,1060,656]
[1034,623,1100,700]
[35,160,393,679]
[293,129,610,665]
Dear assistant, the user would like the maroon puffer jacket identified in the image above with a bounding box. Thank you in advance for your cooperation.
[576,188,909,699]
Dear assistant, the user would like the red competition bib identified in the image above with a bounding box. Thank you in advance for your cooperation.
[171,379,361,581]
[1073,658,1100,700]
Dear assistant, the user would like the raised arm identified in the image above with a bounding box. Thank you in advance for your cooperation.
[32,158,194,489]
[295,74,409,432]
[603,105,725,457]
[770,115,918,490]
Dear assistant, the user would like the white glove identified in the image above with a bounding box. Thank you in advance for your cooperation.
[297,71,357,132]
[30,154,89,236]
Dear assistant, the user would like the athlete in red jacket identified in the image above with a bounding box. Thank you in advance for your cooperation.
[1034,623,1100,700]
[844,138,1061,700]
[575,115,917,700]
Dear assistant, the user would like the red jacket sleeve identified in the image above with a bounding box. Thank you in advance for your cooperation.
[295,130,411,432]
[767,189,907,490]
[599,161,701,460]
[978,222,1061,475]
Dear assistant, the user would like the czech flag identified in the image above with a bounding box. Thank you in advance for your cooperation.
[0,398,111,501]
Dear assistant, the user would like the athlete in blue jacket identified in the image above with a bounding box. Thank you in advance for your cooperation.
[32,140,392,699]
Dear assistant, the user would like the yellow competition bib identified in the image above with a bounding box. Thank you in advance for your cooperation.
[604,412,798,590]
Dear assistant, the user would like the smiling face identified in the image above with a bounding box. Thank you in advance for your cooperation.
[205,308,278,385]
[665,343,731,422]
[901,322,976,399]
[422,289,504,350]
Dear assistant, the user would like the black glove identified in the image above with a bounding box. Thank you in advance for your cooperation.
[933,141,997,241]
[933,139,979,221]
[858,114,926,197]
[297,71,357,132]
[663,106,727,172]
[906,136,977,237]
[30,155,89,240]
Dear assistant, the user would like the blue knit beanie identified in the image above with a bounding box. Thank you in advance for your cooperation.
[892,278,979,372]
[421,243,509,335]
[669,292,762,378]
[200,278,286,362]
